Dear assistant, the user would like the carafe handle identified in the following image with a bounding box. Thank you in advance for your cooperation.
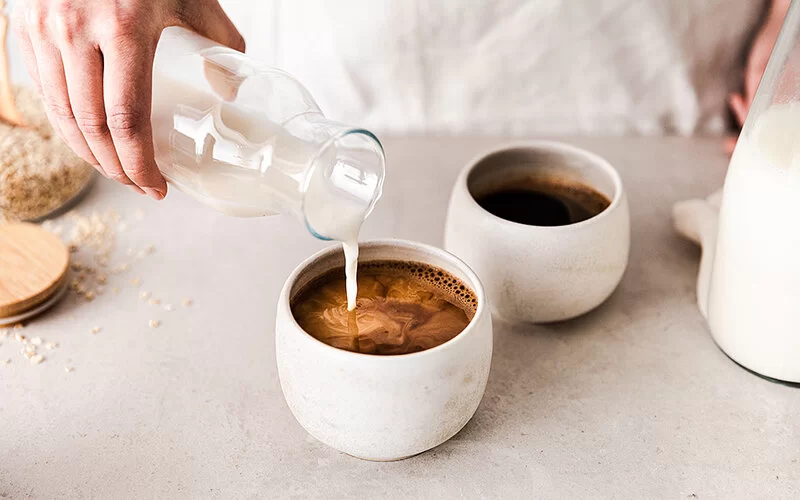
[673,189,722,319]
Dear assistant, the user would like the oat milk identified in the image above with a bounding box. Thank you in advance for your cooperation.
[707,103,800,382]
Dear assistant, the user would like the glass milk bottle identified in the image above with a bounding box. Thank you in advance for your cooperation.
[151,27,385,242]
[706,0,800,383]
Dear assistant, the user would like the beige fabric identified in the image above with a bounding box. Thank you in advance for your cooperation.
[228,1,764,135]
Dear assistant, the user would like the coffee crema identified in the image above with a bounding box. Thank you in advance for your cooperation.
[291,260,476,355]
[476,177,610,226]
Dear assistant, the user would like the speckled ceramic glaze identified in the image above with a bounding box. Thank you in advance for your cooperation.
[276,240,492,461]
[445,142,630,323]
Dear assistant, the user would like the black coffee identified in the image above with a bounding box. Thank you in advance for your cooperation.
[476,179,610,226]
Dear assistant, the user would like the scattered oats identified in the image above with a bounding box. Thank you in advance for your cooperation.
[71,263,84,272]
[135,250,146,260]
[84,291,96,301]
[149,319,161,329]
[76,284,87,294]
[65,366,74,373]
[45,342,59,350]
[182,298,193,307]
[140,291,151,300]
[163,304,174,312]
[29,336,42,346]
[145,245,154,254]
[0,329,8,339]
[112,287,120,295]
[14,333,25,342]
[30,354,44,365]
[13,324,24,329]
[22,345,37,359]
[91,326,101,335]
[97,274,108,284]
[1,359,10,365]
[96,286,105,296]
[131,277,141,286]
[149,298,161,306]
[68,245,79,253]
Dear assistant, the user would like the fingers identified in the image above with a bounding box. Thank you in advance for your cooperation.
[100,34,167,200]
[723,136,737,156]
[728,92,749,127]
[29,33,100,167]
[61,46,124,182]
[12,2,166,198]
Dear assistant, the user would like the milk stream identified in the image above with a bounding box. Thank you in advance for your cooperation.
[151,73,368,314]
[707,102,800,380]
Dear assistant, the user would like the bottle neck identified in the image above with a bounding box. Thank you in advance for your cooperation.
[296,119,385,241]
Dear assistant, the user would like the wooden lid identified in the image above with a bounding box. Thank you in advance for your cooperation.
[0,223,69,318]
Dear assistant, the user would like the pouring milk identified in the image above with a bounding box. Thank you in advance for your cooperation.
[150,27,385,311]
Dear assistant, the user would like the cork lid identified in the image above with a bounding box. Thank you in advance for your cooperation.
[0,223,69,323]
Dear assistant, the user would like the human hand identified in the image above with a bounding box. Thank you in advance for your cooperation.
[725,0,789,155]
[11,0,245,199]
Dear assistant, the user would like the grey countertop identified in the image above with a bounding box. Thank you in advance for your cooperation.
[1,137,798,499]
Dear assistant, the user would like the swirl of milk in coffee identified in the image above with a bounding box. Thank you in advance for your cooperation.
[292,261,477,355]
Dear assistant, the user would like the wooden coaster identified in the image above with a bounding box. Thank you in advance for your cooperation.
[0,223,69,321]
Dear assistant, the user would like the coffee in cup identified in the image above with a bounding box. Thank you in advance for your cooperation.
[292,260,477,355]
[474,176,611,227]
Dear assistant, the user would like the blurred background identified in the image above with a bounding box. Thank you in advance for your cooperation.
[4,0,770,137]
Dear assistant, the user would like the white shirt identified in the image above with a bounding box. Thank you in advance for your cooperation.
[221,0,765,136]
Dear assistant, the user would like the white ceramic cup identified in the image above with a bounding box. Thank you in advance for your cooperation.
[275,240,493,461]
[444,141,630,323]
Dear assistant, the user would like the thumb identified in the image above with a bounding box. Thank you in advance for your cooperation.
[177,1,246,52]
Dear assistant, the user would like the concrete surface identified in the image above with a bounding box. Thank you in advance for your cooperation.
[1,137,798,499]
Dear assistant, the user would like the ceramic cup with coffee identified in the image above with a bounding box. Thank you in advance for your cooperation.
[276,240,492,461]
[445,141,630,323]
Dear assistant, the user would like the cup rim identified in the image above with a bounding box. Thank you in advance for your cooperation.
[460,140,624,232]
[279,239,487,361]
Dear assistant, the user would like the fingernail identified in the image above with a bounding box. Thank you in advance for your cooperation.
[128,185,146,195]
[143,188,165,201]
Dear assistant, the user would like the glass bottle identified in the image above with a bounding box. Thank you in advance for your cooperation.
[706,0,800,383]
[151,27,385,241]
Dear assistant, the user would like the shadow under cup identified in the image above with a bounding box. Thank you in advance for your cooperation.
[275,240,493,461]
[445,142,630,323]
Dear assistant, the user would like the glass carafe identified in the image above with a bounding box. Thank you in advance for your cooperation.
[707,0,800,382]
[151,27,385,241]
